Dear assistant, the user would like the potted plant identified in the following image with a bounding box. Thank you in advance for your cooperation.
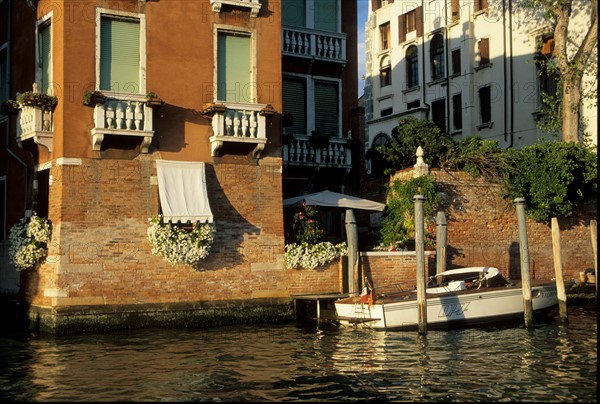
[0,99,20,116]
[201,102,227,119]
[82,90,107,107]
[17,91,58,110]
[259,104,276,117]
[145,92,165,108]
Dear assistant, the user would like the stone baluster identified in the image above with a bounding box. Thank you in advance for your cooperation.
[134,102,143,131]
[115,101,124,129]
[225,109,235,136]
[249,111,257,138]
[233,110,241,136]
[94,103,106,129]
[42,108,51,131]
[241,111,249,137]
[125,101,134,130]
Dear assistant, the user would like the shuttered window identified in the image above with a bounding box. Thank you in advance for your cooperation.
[100,17,140,93]
[38,23,51,94]
[478,38,490,66]
[314,81,338,137]
[314,0,337,32]
[282,0,306,27]
[282,77,307,135]
[217,32,251,103]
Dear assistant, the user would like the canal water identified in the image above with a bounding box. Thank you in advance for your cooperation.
[0,303,596,402]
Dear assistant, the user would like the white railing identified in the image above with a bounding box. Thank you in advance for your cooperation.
[210,0,261,17]
[208,102,270,158]
[17,106,54,152]
[282,26,347,63]
[283,135,352,171]
[91,95,154,153]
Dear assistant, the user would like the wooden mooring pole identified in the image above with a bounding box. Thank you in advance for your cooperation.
[436,211,447,275]
[414,195,427,335]
[591,219,598,296]
[551,218,568,322]
[514,198,533,328]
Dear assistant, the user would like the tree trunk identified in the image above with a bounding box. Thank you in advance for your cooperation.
[561,77,582,143]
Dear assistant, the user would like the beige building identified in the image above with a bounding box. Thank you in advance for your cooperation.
[363,0,597,173]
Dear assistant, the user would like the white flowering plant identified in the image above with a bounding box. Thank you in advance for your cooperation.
[9,212,51,271]
[285,241,347,270]
[147,215,215,266]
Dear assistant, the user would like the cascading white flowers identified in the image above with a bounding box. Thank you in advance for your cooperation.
[147,215,215,266]
[285,241,347,270]
[9,212,51,271]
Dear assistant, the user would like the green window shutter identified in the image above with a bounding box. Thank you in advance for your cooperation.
[282,0,305,27]
[39,24,51,94]
[100,17,140,93]
[217,32,251,103]
[314,0,337,32]
[282,77,307,135]
[314,81,338,137]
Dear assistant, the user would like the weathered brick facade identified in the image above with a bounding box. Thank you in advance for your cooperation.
[391,169,596,282]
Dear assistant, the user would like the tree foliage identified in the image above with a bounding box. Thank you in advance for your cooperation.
[520,0,598,142]
[504,140,597,221]
[376,117,455,174]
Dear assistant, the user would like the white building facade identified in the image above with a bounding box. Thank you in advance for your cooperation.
[363,0,597,170]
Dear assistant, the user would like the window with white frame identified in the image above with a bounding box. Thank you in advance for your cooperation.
[380,56,391,87]
[430,33,445,81]
[37,17,52,94]
[98,11,143,94]
[216,29,253,103]
[406,45,419,88]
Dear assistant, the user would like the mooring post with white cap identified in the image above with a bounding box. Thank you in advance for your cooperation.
[514,197,533,328]
[414,194,427,335]
[551,217,568,322]
[436,211,447,275]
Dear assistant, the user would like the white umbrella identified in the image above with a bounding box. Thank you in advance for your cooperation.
[284,190,385,294]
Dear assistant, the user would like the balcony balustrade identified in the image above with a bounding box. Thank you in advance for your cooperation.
[17,106,54,152]
[90,95,154,153]
[282,26,347,63]
[205,102,273,158]
[283,135,352,171]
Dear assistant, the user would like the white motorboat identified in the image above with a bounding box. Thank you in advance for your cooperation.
[334,266,563,330]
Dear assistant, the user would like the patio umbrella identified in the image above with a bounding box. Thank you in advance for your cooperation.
[283,190,385,294]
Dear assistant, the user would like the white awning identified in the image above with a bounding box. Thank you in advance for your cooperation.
[283,190,385,212]
[156,160,213,223]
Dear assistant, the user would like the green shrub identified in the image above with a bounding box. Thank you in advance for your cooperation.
[505,140,597,222]
[379,176,440,248]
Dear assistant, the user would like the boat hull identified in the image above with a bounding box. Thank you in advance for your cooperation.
[335,283,559,331]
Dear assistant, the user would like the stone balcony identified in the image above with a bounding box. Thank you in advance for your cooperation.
[204,102,275,158]
[210,0,261,17]
[90,94,155,153]
[17,106,54,152]
[282,26,347,64]
[283,135,352,171]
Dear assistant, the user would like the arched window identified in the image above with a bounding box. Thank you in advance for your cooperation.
[430,34,445,81]
[406,45,419,88]
[380,56,392,87]
[366,133,391,176]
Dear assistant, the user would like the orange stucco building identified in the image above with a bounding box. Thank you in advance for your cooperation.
[0,0,360,334]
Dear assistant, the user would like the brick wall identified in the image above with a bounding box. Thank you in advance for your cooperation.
[391,169,597,281]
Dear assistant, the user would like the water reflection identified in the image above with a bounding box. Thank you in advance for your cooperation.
[0,306,596,402]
